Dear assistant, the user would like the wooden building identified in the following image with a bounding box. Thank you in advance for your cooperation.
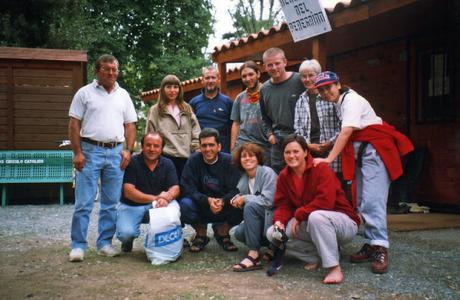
[141,0,459,209]
[0,47,87,150]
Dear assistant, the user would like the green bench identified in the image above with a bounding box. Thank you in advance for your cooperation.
[0,150,74,207]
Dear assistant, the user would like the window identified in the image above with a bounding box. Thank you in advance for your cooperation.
[417,49,455,122]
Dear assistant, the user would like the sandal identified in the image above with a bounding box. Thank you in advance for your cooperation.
[190,236,210,252]
[262,249,275,262]
[214,234,238,252]
[233,256,263,272]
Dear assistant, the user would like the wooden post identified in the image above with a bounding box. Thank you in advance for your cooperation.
[59,184,64,206]
[218,62,227,95]
[6,65,14,149]
[312,36,327,69]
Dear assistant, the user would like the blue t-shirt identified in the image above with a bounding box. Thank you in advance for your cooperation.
[121,154,179,206]
[189,91,233,152]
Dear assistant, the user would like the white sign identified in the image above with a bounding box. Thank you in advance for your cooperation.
[279,0,332,42]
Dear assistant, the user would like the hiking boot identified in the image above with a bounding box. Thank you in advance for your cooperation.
[121,240,133,253]
[350,243,374,263]
[97,245,121,257]
[372,246,389,274]
[69,248,85,262]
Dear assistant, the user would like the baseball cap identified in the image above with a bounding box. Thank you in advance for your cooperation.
[314,71,339,88]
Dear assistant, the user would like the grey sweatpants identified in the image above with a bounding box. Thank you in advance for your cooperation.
[267,210,357,268]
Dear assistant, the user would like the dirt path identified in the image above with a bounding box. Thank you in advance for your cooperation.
[1,205,459,299]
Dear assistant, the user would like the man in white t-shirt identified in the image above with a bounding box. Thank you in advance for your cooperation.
[68,54,137,262]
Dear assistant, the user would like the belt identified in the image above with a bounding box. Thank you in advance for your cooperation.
[81,137,122,149]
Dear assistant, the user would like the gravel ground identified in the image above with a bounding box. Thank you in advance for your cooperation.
[1,204,459,299]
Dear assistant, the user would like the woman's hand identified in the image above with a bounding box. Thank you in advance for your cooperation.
[274,221,285,231]
[313,157,331,167]
[230,195,245,209]
[291,219,300,238]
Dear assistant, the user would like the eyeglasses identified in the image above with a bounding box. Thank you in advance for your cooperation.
[99,66,119,74]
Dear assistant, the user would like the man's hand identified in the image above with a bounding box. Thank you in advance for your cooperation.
[156,197,169,208]
[268,134,277,145]
[230,195,245,209]
[73,152,86,171]
[158,191,172,202]
[208,197,224,214]
[120,149,131,170]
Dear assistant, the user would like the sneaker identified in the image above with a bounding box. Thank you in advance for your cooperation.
[121,240,133,253]
[69,248,85,262]
[372,246,389,274]
[350,243,375,263]
[97,245,121,257]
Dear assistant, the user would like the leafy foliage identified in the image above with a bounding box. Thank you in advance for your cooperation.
[223,0,283,39]
[0,0,214,135]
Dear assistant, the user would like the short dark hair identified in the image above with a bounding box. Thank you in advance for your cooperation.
[282,134,309,153]
[199,127,220,144]
[94,54,118,73]
[141,132,164,149]
[232,143,265,171]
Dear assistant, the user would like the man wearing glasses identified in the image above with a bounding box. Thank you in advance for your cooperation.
[68,54,137,262]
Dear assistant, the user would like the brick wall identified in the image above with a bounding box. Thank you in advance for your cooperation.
[330,39,460,206]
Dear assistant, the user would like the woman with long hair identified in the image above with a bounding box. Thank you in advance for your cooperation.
[146,75,201,178]
[230,61,270,155]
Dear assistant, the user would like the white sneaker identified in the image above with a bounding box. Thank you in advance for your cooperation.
[69,248,85,262]
[97,245,121,257]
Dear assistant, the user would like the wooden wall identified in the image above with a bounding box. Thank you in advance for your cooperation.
[0,50,86,150]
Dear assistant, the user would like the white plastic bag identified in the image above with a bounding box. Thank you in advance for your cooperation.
[144,200,183,265]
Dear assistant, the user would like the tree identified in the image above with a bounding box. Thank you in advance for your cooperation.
[0,0,214,137]
[223,0,284,39]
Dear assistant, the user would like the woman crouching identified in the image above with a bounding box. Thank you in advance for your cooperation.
[231,143,277,272]
[266,134,360,284]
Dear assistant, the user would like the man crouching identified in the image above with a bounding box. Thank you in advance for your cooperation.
[116,132,180,252]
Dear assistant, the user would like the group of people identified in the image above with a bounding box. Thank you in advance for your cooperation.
[67,49,413,285]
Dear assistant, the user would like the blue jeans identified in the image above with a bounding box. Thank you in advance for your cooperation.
[354,142,391,248]
[70,142,124,250]
[234,201,270,251]
[116,202,151,244]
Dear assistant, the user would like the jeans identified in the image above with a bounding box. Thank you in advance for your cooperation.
[70,142,124,250]
[354,142,391,248]
[116,202,151,244]
[234,201,271,251]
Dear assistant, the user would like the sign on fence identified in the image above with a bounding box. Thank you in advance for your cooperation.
[279,0,331,42]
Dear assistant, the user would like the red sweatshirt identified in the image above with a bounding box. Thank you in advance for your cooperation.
[342,122,414,181]
[273,155,360,226]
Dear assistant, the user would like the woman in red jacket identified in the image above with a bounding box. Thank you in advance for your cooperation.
[266,134,359,284]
